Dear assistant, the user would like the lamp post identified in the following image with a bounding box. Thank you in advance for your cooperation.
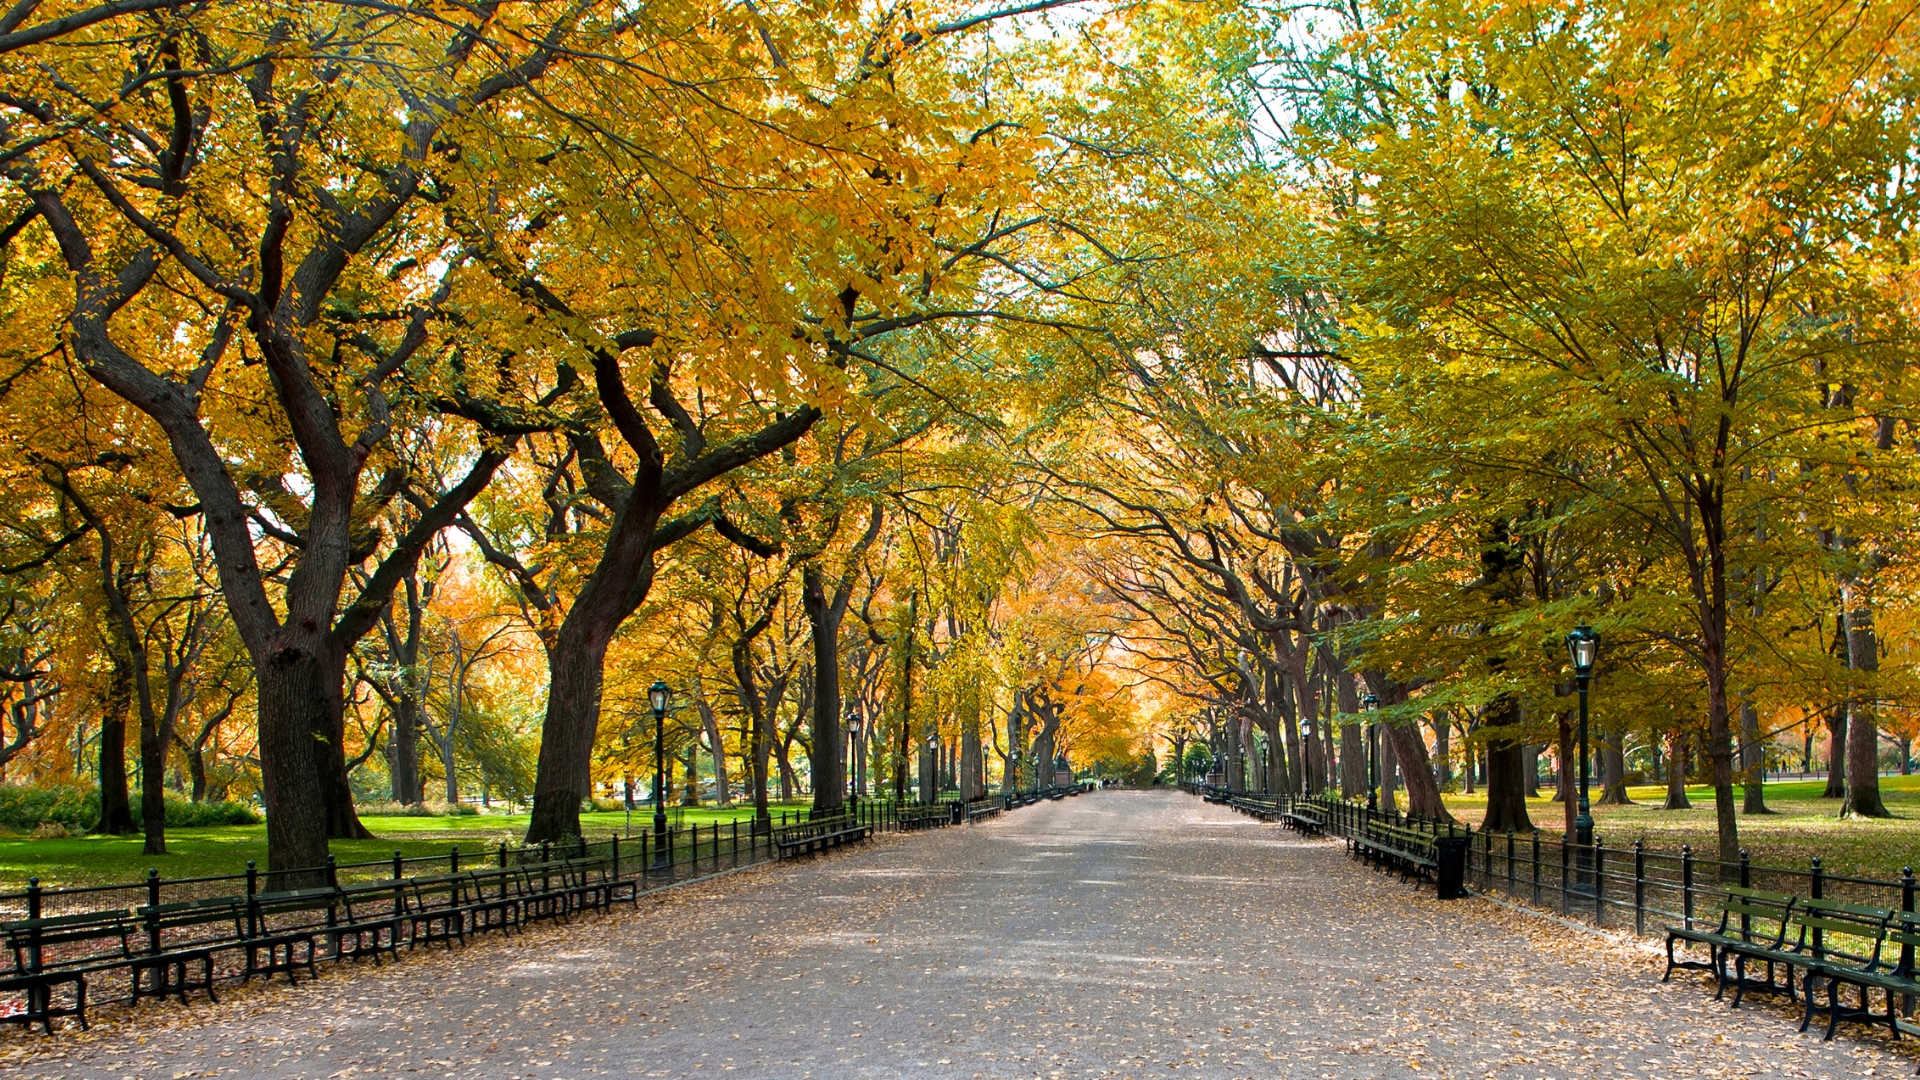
[1362,693,1380,812]
[649,680,670,868]
[846,705,863,816]
[1565,622,1600,883]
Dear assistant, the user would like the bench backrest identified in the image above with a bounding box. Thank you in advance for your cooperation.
[1887,910,1920,976]
[1715,885,1795,943]
[1793,898,1888,967]
[139,897,247,941]
[3,909,136,972]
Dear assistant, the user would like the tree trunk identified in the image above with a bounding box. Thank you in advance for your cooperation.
[254,641,347,883]
[389,693,422,805]
[1597,730,1633,805]
[94,656,136,834]
[1664,729,1693,809]
[1839,590,1890,817]
[1482,697,1533,833]
[1431,716,1451,791]
[1378,722,1399,814]
[1523,743,1539,797]
[962,686,984,801]
[802,565,843,815]
[528,619,619,842]
[1739,696,1769,814]
[1823,705,1847,797]
[1381,717,1449,821]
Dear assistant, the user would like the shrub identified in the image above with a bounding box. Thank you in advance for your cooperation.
[355,800,482,817]
[586,797,626,813]
[164,798,261,827]
[0,783,99,832]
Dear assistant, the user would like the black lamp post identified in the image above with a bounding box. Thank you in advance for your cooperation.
[1565,623,1600,874]
[846,705,863,814]
[1362,693,1380,812]
[649,680,670,867]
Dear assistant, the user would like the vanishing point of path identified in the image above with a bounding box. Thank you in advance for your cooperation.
[6,791,1915,1080]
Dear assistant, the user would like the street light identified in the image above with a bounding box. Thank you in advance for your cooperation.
[846,705,863,815]
[1362,693,1380,813]
[649,680,670,868]
[1565,622,1600,879]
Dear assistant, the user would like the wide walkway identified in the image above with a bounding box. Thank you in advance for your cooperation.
[7,791,1912,1079]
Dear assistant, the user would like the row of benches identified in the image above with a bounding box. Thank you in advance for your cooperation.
[0,855,636,1033]
[1665,886,1920,1041]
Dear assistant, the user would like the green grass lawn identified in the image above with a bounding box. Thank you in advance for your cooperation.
[0,801,817,891]
[1437,774,1920,882]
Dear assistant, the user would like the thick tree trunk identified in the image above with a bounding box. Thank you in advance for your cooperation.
[186,745,207,802]
[962,687,984,801]
[94,657,136,834]
[1823,706,1847,797]
[1523,744,1540,797]
[138,704,167,855]
[1378,723,1398,814]
[1597,730,1633,805]
[389,695,421,805]
[1739,697,1769,814]
[802,565,843,815]
[1664,730,1693,809]
[1482,697,1533,833]
[255,643,345,883]
[1839,592,1890,817]
[528,621,619,842]
[1383,716,1451,822]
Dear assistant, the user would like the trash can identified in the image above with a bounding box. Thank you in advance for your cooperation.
[950,802,964,826]
[1435,835,1470,900]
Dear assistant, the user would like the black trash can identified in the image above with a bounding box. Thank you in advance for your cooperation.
[1435,835,1470,900]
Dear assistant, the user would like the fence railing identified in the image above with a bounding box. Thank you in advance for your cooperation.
[1186,782,1918,1034]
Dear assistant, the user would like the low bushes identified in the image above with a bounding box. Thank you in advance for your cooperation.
[0,784,261,833]
[353,800,481,817]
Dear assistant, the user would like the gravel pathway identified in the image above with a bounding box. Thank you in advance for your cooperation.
[6,790,1915,1079]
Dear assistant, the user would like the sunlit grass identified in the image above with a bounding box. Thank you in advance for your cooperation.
[0,801,818,890]
[1437,774,1920,881]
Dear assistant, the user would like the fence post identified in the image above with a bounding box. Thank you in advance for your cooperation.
[25,878,41,973]
[498,841,508,869]
[1559,836,1570,916]
[145,868,162,972]
[245,861,259,937]
[1681,845,1695,930]
[611,834,621,879]
[1900,867,1915,1019]
[1532,830,1541,906]
[1593,838,1606,927]
[1809,856,1824,959]
[1506,832,1516,896]
[1634,840,1646,937]
[1482,828,1493,891]
[733,820,741,869]
[325,853,339,890]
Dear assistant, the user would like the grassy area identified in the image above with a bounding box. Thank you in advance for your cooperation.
[1438,774,1920,882]
[0,802,816,891]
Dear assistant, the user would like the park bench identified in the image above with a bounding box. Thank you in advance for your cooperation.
[1664,885,1797,993]
[966,801,1001,824]
[330,880,406,965]
[1232,796,1282,821]
[405,870,521,949]
[1356,821,1438,882]
[1801,906,1920,1041]
[775,817,872,858]
[548,856,633,915]
[896,805,949,830]
[131,896,246,1006]
[243,887,332,983]
[1,907,138,1032]
[1281,805,1326,835]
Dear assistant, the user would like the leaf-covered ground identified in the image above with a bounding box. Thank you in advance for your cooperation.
[6,790,1913,1078]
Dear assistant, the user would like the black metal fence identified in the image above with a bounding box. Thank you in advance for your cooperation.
[1186,782,1918,1036]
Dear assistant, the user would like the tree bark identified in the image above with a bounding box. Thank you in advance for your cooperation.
[94,655,136,834]
[1839,588,1890,817]
[1664,729,1693,810]
[1482,697,1533,833]
[1823,705,1847,797]
[1597,730,1633,805]
[1739,696,1769,814]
